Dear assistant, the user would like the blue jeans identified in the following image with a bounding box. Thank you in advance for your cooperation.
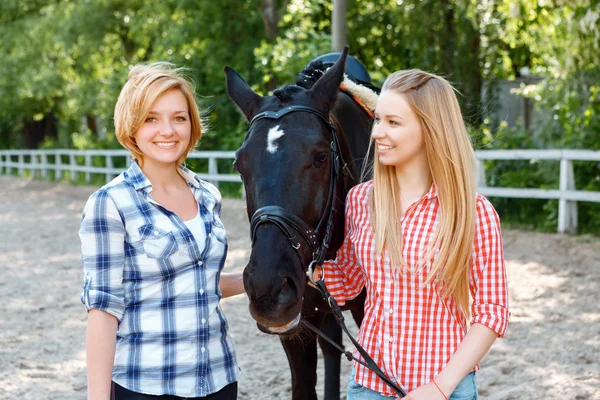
[347,370,478,400]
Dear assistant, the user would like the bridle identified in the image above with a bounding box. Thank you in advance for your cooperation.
[245,103,408,398]
[248,105,352,268]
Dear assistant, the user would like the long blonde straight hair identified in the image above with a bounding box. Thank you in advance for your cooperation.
[366,70,477,317]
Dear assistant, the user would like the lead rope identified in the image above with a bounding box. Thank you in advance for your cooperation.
[305,266,407,398]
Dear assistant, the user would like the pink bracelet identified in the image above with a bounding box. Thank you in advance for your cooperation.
[432,379,448,400]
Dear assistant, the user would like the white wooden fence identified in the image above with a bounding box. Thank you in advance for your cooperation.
[0,149,240,187]
[1,149,599,233]
[475,149,600,234]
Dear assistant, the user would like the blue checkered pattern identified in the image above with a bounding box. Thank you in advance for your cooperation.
[79,161,240,397]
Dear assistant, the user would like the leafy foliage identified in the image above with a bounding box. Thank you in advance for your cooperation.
[1,0,599,232]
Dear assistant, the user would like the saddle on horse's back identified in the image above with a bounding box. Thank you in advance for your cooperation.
[309,52,381,94]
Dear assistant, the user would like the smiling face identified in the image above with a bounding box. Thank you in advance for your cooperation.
[372,90,426,169]
[134,88,191,168]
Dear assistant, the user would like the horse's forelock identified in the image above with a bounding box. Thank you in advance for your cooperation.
[272,85,304,103]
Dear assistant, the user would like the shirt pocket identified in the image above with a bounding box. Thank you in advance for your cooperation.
[138,224,179,259]
[211,214,227,245]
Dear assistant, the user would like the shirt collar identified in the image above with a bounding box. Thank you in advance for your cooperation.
[422,182,438,200]
[125,160,202,192]
[178,164,202,189]
[125,160,152,191]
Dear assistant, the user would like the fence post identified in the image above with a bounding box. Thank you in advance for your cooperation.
[106,155,113,182]
[477,159,487,188]
[85,154,91,183]
[41,153,48,179]
[54,151,62,180]
[31,151,38,178]
[0,152,5,175]
[558,158,577,233]
[18,153,24,176]
[208,157,219,188]
[70,152,76,182]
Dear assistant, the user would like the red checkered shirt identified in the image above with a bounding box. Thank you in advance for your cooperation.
[322,181,510,395]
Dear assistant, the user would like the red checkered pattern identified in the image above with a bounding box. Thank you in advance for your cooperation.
[322,181,509,395]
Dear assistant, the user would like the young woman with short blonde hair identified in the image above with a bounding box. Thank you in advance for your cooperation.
[80,62,243,400]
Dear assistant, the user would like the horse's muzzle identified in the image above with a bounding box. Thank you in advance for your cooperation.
[256,313,302,335]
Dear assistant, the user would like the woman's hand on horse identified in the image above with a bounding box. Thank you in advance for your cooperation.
[307,265,324,288]
[314,265,323,281]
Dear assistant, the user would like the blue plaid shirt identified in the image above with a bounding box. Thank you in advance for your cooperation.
[79,161,240,397]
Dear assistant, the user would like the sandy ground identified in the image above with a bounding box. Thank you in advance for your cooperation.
[0,175,598,399]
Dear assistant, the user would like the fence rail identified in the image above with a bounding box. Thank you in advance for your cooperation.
[474,149,600,234]
[0,149,240,186]
[1,149,599,233]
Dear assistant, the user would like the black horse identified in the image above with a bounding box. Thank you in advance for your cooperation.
[225,48,375,400]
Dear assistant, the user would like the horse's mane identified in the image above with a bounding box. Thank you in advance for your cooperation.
[295,60,379,111]
[268,61,327,103]
[296,60,328,89]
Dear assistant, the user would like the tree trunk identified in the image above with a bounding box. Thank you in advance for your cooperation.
[86,114,98,136]
[21,113,58,149]
[332,0,347,52]
[440,0,456,75]
[260,0,279,40]
[259,0,290,90]
[469,32,483,125]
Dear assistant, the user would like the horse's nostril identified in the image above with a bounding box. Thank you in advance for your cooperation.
[277,276,299,305]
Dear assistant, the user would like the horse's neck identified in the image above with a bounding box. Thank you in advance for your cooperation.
[332,92,373,185]
[324,94,373,259]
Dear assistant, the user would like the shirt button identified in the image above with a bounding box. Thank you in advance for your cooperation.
[198,260,203,266]
[388,336,394,342]
[199,289,205,295]
[388,308,393,314]
[201,318,206,324]
[153,230,159,235]
[201,347,206,353]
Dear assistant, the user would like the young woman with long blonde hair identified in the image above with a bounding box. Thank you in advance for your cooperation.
[315,70,509,399]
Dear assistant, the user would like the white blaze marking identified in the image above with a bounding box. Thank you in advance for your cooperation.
[266,125,285,154]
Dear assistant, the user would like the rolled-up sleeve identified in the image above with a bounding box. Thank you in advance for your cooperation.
[470,196,510,337]
[79,190,126,321]
[322,188,366,305]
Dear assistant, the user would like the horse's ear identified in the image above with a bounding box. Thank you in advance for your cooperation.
[224,66,263,123]
[308,46,349,112]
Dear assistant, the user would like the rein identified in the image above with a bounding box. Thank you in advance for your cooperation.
[247,102,407,398]
[305,270,408,398]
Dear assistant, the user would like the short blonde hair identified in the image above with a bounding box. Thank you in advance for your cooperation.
[114,62,203,166]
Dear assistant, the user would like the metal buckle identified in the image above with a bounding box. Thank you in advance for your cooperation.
[306,260,324,284]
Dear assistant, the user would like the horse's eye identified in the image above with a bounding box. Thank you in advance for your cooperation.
[313,152,329,167]
[233,158,245,176]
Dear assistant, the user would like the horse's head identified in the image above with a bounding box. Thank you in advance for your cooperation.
[225,48,351,334]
